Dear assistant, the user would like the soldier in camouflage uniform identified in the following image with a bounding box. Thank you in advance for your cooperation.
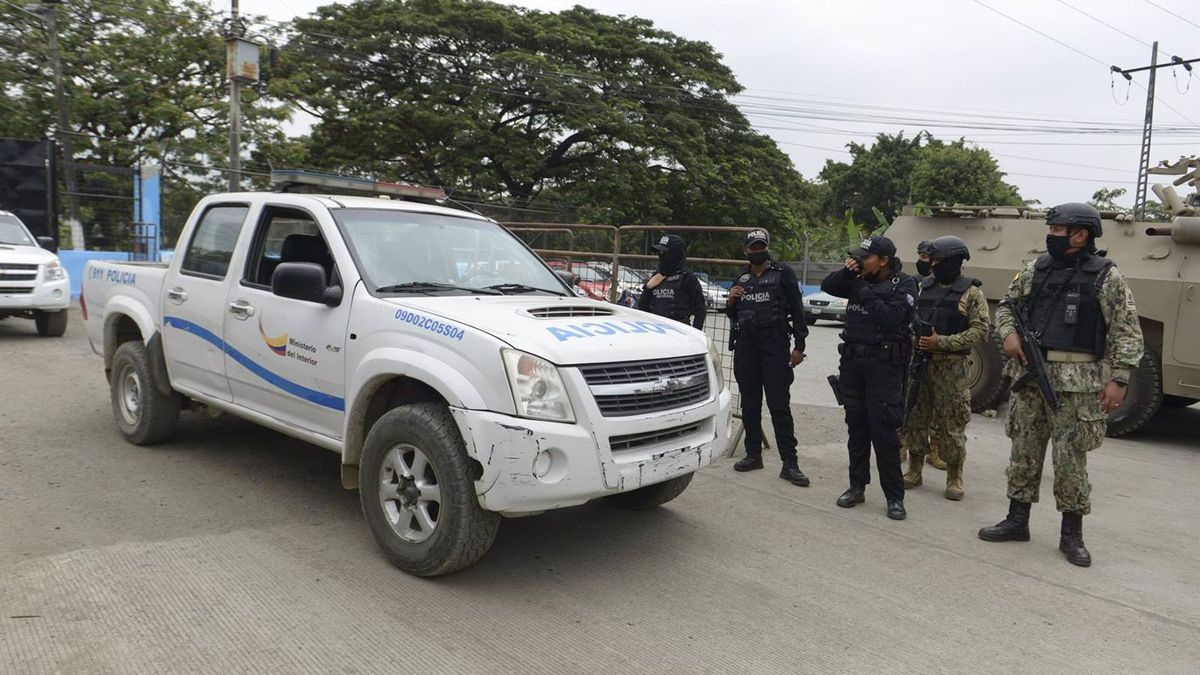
[901,236,990,500]
[979,203,1143,567]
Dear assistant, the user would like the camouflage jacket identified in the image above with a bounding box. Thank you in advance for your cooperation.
[931,284,990,353]
[995,258,1144,393]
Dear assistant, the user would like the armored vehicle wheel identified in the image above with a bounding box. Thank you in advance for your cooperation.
[110,341,181,444]
[969,334,1009,412]
[35,309,67,337]
[360,404,500,577]
[1161,395,1198,408]
[1106,349,1163,437]
[605,473,694,510]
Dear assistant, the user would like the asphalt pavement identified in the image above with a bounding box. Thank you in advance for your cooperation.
[1,309,1197,674]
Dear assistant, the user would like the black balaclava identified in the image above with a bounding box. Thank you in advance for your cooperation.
[915,259,932,277]
[932,257,963,284]
[657,247,686,274]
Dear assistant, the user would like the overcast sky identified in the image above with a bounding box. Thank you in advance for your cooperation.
[234,0,1200,208]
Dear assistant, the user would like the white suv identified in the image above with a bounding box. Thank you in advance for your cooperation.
[0,210,69,336]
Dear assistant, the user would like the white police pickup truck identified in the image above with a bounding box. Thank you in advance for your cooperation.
[82,171,731,576]
[0,210,70,336]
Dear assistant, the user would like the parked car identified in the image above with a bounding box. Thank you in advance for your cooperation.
[802,290,847,325]
[83,176,732,576]
[698,278,729,310]
[0,210,69,336]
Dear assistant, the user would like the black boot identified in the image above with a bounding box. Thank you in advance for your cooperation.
[779,464,810,487]
[1059,512,1092,567]
[978,499,1031,542]
[733,455,764,472]
[836,485,866,508]
[886,500,907,520]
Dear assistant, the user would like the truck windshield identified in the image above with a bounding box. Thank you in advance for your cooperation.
[0,215,36,246]
[334,208,567,296]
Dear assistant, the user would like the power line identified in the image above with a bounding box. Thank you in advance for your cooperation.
[970,0,1110,68]
[1142,0,1200,30]
[1052,0,1154,49]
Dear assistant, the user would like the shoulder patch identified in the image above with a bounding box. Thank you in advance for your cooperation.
[738,274,751,283]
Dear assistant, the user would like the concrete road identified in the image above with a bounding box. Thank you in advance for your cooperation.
[2,309,1198,673]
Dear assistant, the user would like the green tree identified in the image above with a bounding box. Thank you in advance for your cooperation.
[910,141,1021,207]
[0,0,290,247]
[274,0,813,250]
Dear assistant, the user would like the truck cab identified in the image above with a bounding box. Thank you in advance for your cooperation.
[83,172,732,576]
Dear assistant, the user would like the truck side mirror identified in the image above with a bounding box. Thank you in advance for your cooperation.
[272,262,340,306]
[36,236,57,253]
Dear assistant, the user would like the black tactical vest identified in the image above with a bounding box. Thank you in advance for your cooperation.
[1026,253,1113,355]
[916,275,980,337]
[735,265,786,330]
[646,270,693,323]
[844,272,916,345]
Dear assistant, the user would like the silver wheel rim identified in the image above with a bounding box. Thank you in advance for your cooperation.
[378,443,442,544]
[118,366,142,426]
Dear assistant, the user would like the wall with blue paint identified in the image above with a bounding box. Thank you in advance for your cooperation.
[59,251,130,298]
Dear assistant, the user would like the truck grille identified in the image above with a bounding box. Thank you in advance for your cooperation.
[0,286,33,294]
[610,422,703,452]
[0,263,38,282]
[580,354,711,417]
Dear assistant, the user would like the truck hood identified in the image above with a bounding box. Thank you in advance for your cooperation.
[386,296,708,365]
[0,244,57,265]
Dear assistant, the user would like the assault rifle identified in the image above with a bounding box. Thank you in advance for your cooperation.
[903,319,933,415]
[1004,300,1062,411]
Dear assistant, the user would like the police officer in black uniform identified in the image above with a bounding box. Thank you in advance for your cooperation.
[726,229,811,487]
[821,236,918,520]
[639,234,706,329]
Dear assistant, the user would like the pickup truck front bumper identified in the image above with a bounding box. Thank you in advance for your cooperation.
[454,388,733,515]
[0,279,70,312]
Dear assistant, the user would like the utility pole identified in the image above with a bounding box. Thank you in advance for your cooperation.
[225,0,243,191]
[41,0,84,249]
[1113,46,1198,220]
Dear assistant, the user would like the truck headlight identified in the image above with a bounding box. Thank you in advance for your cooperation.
[44,260,66,281]
[502,349,576,423]
[708,337,727,393]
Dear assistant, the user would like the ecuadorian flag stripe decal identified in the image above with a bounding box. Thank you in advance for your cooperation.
[163,316,345,411]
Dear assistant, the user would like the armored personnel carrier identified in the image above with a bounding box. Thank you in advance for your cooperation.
[886,157,1200,437]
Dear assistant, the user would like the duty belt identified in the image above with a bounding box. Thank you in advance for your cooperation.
[840,343,882,358]
[1044,350,1099,363]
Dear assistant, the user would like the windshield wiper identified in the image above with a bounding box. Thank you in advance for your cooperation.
[485,283,566,297]
[377,281,501,295]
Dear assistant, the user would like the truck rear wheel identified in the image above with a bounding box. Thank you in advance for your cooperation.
[1106,349,1163,437]
[35,309,67,337]
[968,334,1010,412]
[360,404,500,577]
[110,341,181,444]
[605,473,694,510]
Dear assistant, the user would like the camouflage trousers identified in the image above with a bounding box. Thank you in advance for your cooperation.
[1004,387,1108,514]
[900,356,971,466]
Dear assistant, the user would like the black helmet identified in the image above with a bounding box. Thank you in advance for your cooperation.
[917,239,934,255]
[928,235,971,261]
[1046,202,1103,238]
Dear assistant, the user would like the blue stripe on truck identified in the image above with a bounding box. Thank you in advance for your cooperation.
[163,316,345,411]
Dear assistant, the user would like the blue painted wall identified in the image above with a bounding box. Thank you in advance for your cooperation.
[60,251,130,298]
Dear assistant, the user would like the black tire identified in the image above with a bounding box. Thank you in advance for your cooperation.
[1161,395,1198,408]
[604,473,694,510]
[969,333,1010,412]
[110,341,181,445]
[804,316,818,326]
[360,404,500,577]
[34,309,67,337]
[1106,348,1164,437]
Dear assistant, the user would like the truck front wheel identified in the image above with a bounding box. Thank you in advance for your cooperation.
[968,334,1010,412]
[360,404,500,577]
[110,341,181,444]
[605,473,694,510]
[1106,349,1163,437]
[35,309,67,337]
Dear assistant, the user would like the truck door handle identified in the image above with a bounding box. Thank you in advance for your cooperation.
[228,300,256,319]
[166,287,188,303]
